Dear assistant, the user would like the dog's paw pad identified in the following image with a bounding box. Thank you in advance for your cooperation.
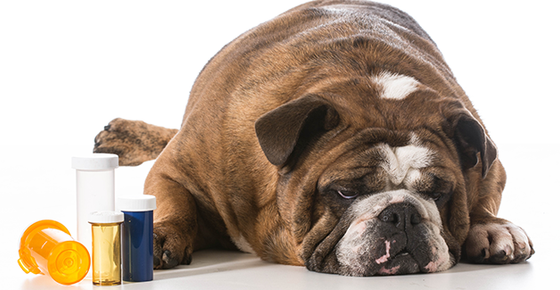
[464,222,534,264]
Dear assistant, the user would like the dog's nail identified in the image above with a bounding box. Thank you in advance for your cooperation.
[104,125,111,131]
[184,254,192,265]
[153,255,162,268]
[163,250,171,259]
[481,248,489,259]
[162,250,179,269]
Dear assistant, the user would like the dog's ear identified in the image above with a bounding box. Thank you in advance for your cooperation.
[443,103,497,178]
[255,95,339,166]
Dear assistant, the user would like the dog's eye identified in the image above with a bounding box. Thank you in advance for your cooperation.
[423,191,442,201]
[337,190,358,199]
[424,191,452,207]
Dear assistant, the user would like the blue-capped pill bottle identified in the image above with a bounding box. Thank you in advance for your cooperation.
[118,195,156,282]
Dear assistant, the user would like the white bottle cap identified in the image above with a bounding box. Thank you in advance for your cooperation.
[72,154,119,171]
[118,195,157,212]
[88,211,124,224]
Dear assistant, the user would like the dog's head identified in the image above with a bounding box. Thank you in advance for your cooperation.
[255,72,496,276]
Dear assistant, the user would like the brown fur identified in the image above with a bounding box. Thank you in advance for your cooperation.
[94,0,533,274]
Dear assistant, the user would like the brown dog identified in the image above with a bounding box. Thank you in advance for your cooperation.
[94,0,533,276]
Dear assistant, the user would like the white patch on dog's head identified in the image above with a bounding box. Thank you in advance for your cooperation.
[376,138,434,187]
[371,71,419,100]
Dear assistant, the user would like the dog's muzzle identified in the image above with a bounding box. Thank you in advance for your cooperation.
[334,190,454,276]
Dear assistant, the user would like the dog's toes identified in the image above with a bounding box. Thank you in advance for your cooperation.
[464,222,533,264]
[153,222,193,270]
[162,250,180,269]
[93,118,177,166]
[93,118,145,166]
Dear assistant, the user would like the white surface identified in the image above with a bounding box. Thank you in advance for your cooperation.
[1,0,558,289]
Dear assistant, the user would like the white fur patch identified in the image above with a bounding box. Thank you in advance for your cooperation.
[372,71,419,100]
[231,235,256,254]
[377,141,433,187]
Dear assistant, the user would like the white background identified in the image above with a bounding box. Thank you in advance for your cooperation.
[1,1,558,289]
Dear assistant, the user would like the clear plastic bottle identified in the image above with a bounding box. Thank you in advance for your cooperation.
[89,211,124,286]
[72,153,118,259]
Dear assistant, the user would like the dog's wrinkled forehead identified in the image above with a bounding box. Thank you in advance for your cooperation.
[319,132,439,192]
[376,134,433,189]
[317,128,460,214]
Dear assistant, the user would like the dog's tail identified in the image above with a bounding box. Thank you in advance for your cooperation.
[94,118,178,166]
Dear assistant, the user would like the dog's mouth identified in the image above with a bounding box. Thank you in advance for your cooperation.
[376,251,420,275]
[395,251,411,258]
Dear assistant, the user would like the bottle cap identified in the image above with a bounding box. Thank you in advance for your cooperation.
[72,154,119,171]
[88,211,124,224]
[118,195,157,212]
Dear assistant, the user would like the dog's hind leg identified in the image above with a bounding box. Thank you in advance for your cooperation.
[94,118,178,166]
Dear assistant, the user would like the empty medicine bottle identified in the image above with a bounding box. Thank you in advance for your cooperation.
[89,211,124,286]
[18,220,90,285]
[72,153,119,259]
[118,195,157,282]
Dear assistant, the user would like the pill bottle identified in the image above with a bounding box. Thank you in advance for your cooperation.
[18,220,90,285]
[72,153,118,257]
[118,195,157,282]
[89,211,124,286]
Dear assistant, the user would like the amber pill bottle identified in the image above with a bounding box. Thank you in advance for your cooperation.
[89,211,124,286]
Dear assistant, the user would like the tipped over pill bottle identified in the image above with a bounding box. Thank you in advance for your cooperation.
[72,153,119,258]
[118,195,156,282]
[89,211,124,286]
[18,220,90,285]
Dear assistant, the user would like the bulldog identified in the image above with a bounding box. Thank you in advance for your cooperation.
[94,0,534,276]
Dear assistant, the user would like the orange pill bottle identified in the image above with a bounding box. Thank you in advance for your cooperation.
[18,220,90,285]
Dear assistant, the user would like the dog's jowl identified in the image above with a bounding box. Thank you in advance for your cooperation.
[94,0,533,276]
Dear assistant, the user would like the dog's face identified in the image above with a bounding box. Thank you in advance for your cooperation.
[255,73,497,276]
[309,129,460,276]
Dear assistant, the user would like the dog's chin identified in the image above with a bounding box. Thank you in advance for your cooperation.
[336,248,449,276]
[375,252,419,275]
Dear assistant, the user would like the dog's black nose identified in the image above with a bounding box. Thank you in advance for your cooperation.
[378,203,422,231]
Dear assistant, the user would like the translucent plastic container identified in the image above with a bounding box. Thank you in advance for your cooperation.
[118,195,156,282]
[72,153,118,258]
[89,211,124,286]
[18,220,90,285]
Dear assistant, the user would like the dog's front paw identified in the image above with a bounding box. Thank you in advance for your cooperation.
[153,221,193,269]
[464,221,534,264]
[94,118,177,166]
